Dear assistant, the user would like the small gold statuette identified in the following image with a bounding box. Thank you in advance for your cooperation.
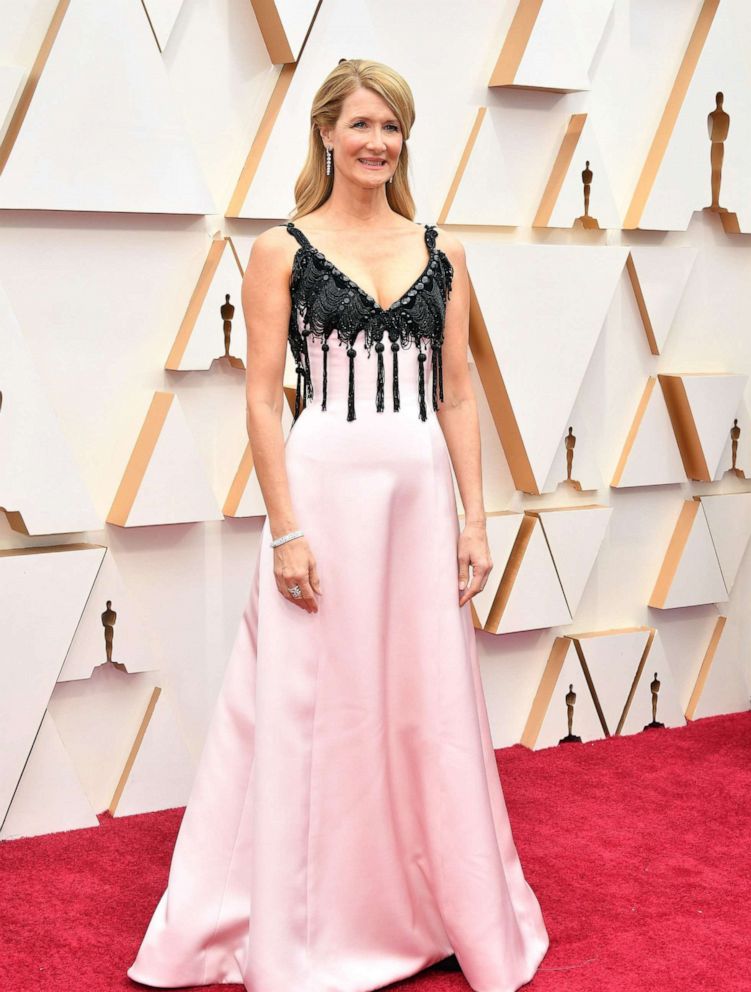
[559,683,583,744]
[560,426,582,491]
[574,160,600,230]
[643,671,665,730]
[725,418,746,479]
[703,92,739,233]
[219,292,244,369]
[102,599,127,672]
[707,91,730,213]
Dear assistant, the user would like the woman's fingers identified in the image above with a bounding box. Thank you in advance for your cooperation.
[458,558,493,607]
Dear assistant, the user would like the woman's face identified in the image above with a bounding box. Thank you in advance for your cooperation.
[321,86,403,187]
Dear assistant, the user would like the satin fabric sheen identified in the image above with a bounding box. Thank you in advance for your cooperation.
[127,319,550,991]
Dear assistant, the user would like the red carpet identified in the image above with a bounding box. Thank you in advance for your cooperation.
[2,710,749,992]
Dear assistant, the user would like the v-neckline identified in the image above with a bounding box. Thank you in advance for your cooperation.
[287,221,435,314]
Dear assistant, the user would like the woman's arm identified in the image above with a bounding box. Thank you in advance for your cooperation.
[433,230,493,607]
[241,227,321,613]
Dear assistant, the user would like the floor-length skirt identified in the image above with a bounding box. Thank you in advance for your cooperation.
[127,337,549,992]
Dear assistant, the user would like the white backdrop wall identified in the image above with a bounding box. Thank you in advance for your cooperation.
[1,0,750,839]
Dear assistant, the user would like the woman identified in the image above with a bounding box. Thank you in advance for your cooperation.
[127,59,549,992]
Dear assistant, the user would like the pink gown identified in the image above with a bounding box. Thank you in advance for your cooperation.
[127,221,549,992]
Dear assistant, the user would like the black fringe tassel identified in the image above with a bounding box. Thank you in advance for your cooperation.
[294,364,303,420]
[417,347,427,421]
[321,341,329,411]
[438,343,444,401]
[376,342,385,412]
[431,344,438,411]
[302,333,313,401]
[391,343,400,411]
[347,346,357,421]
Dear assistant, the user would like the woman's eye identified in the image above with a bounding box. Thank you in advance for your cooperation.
[352,122,399,131]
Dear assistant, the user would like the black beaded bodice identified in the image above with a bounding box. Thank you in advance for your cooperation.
[283,221,454,422]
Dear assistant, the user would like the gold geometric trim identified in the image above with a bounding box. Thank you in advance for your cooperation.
[520,635,570,749]
[533,113,587,228]
[614,627,655,735]
[108,686,161,815]
[658,374,709,481]
[648,498,701,608]
[226,62,296,217]
[625,253,659,355]
[468,282,538,494]
[0,0,71,174]
[223,442,254,517]
[249,0,297,64]
[488,0,544,88]
[611,376,657,487]
[571,637,609,736]
[107,392,173,527]
[685,615,727,720]
[484,513,536,633]
[437,106,486,226]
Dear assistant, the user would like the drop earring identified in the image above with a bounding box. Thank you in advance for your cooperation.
[325,146,333,176]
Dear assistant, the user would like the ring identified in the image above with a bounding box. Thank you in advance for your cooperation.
[287,585,302,599]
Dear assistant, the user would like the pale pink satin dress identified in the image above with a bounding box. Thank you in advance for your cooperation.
[127,221,549,991]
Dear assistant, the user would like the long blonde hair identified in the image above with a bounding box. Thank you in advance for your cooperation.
[290,59,416,222]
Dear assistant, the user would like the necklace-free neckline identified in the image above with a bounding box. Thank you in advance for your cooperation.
[286,221,437,314]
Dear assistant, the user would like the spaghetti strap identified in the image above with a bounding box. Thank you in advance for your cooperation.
[284,221,312,249]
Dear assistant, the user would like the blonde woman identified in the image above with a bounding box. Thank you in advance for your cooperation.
[128,59,549,992]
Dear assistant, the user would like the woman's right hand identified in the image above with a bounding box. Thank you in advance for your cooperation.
[273,536,322,613]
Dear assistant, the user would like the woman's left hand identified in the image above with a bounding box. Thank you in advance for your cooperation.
[457,521,493,607]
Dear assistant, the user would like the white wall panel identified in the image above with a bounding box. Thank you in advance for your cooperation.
[0,0,215,213]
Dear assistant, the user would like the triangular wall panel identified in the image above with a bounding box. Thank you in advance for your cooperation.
[0,0,215,212]
[57,549,159,681]
[108,391,223,527]
[485,515,571,634]
[534,113,620,230]
[649,498,728,609]
[571,627,654,736]
[659,373,748,481]
[521,636,606,749]
[686,616,750,719]
[0,283,101,535]
[626,0,751,232]
[619,632,687,735]
[534,505,613,616]
[166,237,246,371]
[0,711,99,840]
[110,686,195,817]
[468,240,627,494]
[0,544,105,826]
[626,247,697,355]
[489,0,613,92]
[611,377,686,488]
[700,493,751,594]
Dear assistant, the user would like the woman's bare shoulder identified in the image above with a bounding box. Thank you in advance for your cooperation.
[432,226,465,265]
[251,223,297,254]
[246,223,299,277]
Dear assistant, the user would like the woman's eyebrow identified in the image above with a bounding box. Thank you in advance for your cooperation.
[348,115,399,123]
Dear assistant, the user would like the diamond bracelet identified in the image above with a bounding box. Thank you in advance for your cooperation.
[270,529,304,548]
